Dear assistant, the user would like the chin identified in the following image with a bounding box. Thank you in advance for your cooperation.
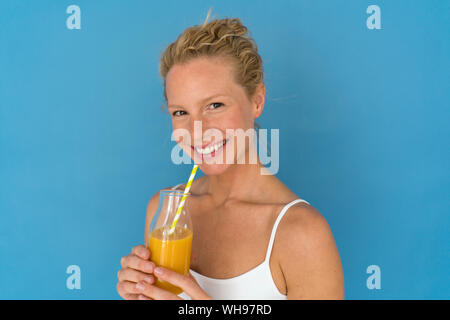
[187,138,237,175]
[197,162,232,176]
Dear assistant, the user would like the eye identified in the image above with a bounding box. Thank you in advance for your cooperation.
[172,110,187,117]
[208,102,224,110]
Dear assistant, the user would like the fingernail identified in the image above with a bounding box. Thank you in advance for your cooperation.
[141,248,149,258]
[154,267,163,276]
[143,276,153,284]
[136,282,145,291]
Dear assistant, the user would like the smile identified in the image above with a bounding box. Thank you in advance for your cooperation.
[192,138,228,156]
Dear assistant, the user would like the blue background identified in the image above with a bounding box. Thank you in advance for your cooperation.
[0,0,449,299]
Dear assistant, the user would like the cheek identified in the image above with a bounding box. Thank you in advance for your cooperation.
[171,122,192,149]
[221,109,250,131]
[172,120,186,131]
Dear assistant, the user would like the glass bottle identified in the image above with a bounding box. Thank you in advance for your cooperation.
[147,189,194,295]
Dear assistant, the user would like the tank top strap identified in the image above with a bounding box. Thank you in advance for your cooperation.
[264,198,310,262]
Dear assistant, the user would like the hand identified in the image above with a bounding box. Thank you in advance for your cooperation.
[117,245,157,300]
[135,266,212,300]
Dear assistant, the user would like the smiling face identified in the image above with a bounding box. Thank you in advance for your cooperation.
[166,56,265,175]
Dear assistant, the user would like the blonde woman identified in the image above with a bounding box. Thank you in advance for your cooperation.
[117,10,344,300]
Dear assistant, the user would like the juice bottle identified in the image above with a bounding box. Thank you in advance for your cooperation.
[147,189,194,295]
[149,225,193,294]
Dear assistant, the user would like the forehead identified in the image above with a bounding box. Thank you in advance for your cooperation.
[166,57,240,102]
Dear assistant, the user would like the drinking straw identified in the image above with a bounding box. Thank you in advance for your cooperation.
[168,164,198,235]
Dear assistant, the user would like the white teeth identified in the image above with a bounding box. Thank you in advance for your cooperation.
[195,139,226,155]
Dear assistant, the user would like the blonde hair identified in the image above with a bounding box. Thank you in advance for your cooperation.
[159,7,264,104]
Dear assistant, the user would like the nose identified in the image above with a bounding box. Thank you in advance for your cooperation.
[188,117,219,147]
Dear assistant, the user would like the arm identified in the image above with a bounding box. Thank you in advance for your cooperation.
[277,205,345,300]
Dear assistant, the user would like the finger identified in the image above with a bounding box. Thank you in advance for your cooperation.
[123,293,141,300]
[117,280,146,296]
[118,268,155,284]
[122,254,155,273]
[135,281,182,300]
[154,267,211,300]
[132,245,151,260]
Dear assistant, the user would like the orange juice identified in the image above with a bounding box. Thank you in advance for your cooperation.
[148,226,193,294]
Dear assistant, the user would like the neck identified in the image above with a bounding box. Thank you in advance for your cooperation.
[204,156,274,206]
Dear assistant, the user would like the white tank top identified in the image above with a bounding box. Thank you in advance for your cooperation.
[171,184,310,300]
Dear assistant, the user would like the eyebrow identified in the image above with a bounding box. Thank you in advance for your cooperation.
[168,94,228,109]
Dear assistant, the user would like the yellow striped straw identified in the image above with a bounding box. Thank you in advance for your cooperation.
[168,164,198,235]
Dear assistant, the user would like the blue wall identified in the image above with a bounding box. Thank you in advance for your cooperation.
[0,0,448,299]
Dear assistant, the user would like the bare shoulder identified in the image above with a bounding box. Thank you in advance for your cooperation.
[278,202,329,241]
[275,202,345,299]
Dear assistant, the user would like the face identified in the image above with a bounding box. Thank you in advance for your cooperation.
[166,56,265,175]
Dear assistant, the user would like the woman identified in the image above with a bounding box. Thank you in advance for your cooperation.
[117,11,344,300]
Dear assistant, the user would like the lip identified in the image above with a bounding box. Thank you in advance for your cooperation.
[191,138,229,152]
[192,141,214,149]
[191,138,229,158]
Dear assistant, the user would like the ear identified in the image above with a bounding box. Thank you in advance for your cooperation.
[252,82,266,119]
